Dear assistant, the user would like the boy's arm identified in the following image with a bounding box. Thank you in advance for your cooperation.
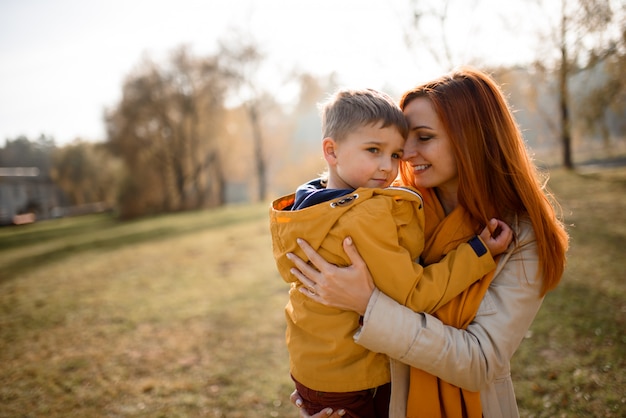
[408,240,494,312]
[342,199,496,314]
[407,218,513,312]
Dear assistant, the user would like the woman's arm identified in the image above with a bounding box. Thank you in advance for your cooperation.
[355,220,545,390]
[291,219,545,391]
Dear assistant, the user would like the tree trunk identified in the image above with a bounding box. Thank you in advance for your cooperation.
[559,63,573,169]
[559,3,574,170]
[247,104,267,202]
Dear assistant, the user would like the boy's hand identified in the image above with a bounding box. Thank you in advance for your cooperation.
[479,218,513,256]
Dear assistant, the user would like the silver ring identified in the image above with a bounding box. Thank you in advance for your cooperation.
[309,287,316,295]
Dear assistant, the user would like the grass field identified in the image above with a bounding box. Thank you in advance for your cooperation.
[0,167,624,417]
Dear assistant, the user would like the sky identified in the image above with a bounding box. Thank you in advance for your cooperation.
[0,0,539,145]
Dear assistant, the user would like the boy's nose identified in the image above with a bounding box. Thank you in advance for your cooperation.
[380,157,394,171]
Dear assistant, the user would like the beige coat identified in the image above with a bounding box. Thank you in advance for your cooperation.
[355,216,544,417]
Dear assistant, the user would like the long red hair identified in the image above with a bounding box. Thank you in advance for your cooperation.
[399,67,569,295]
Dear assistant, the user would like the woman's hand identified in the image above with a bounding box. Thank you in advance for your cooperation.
[290,390,346,417]
[286,237,375,315]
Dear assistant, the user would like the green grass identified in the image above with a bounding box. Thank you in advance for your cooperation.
[512,166,626,417]
[0,168,625,417]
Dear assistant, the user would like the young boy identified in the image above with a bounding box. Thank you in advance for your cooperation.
[269,88,511,417]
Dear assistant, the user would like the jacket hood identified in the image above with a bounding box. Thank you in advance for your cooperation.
[270,186,423,253]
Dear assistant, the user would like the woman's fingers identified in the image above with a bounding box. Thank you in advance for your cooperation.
[286,249,319,288]
[288,262,315,290]
[290,389,304,408]
[290,389,345,417]
[286,237,373,313]
[285,241,325,300]
[341,237,366,269]
[286,244,316,275]
[296,238,333,273]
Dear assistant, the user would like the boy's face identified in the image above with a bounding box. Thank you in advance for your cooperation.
[325,121,405,190]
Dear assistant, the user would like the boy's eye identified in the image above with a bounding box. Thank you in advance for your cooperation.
[392,152,402,159]
[366,147,380,154]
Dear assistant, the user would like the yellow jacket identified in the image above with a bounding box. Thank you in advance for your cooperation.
[269,186,496,392]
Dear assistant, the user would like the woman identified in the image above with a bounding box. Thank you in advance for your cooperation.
[287,67,569,417]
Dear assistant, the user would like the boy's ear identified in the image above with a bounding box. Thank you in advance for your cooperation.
[322,137,338,164]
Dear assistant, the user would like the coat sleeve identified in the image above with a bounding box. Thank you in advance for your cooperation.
[354,220,545,391]
[342,197,496,314]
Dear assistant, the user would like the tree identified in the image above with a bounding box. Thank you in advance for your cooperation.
[217,35,270,202]
[105,46,229,218]
[402,0,625,168]
[404,0,459,70]
[51,140,122,207]
[578,31,626,153]
[532,0,624,168]
[0,135,55,173]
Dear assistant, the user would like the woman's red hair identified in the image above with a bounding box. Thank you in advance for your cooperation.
[399,67,569,295]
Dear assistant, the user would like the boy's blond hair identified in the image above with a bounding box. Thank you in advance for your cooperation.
[320,88,408,141]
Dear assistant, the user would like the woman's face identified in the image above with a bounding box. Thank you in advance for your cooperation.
[402,97,459,194]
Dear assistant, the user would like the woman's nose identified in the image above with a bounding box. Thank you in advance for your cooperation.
[403,139,418,160]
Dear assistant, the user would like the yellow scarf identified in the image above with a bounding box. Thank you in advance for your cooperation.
[406,189,497,418]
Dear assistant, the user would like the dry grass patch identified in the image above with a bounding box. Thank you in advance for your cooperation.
[1,205,294,417]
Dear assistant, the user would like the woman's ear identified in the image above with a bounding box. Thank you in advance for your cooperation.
[322,137,338,165]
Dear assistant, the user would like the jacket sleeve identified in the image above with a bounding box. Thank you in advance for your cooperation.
[408,238,496,313]
[354,220,545,391]
[342,197,496,314]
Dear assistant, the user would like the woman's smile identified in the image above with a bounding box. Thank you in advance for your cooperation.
[412,164,431,172]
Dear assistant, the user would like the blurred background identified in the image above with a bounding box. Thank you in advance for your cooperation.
[1,0,624,222]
